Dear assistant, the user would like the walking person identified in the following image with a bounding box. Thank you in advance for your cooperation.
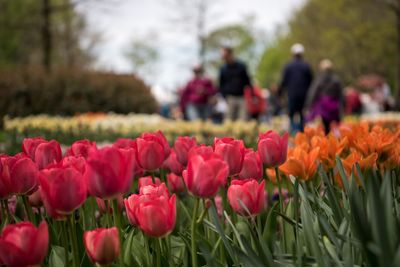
[278,43,313,133]
[305,59,344,134]
[219,46,252,121]
[181,64,217,121]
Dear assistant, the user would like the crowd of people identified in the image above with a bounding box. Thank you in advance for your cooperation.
[175,44,394,134]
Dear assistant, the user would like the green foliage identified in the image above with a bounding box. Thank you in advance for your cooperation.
[257,0,397,88]
[0,68,158,118]
[0,0,94,69]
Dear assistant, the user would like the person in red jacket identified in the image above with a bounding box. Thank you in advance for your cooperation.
[181,64,217,121]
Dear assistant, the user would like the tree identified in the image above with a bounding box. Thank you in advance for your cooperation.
[124,36,159,81]
[203,16,266,79]
[257,0,397,90]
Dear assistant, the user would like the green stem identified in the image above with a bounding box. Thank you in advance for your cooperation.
[61,221,69,266]
[105,200,112,227]
[275,166,287,252]
[21,195,35,224]
[111,198,123,265]
[294,180,301,266]
[155,238,161,267]
[0,200,6,229]
[144,236,151,266]
[151,172,156,184]
[68,214,80,267]
[191,198,200,267]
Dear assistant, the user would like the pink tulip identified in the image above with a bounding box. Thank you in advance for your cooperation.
[59,156,86,174]
[28,189,43,207]
[39,165,87,218]
[0,221,48,267]
[163,150,185,175]
[22,138,62,169]
[167,173,185,193]
[125,184,176,237]
[184,153,229,198]
[238,149,263,180]
[138,176,161,188]
[84,227,120,265]
[84,146,135,199]
[214,137,245,175]
[258,131,289,167]
[65,139,96,158]
[136,131,170,171]
[1,153,38,198]
[174,136,197,165]
[228,179,265,216]
[113,138,144,178]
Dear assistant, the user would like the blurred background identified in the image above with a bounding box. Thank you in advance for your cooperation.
[0,0,399,128]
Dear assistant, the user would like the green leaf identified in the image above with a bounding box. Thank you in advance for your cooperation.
[49,246,66,267]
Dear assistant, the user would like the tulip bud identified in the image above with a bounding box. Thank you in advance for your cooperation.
[163,150,185,175]
[228,179,265,216]
[136,131,170,171]
[167,173,185,193]
[22,138,62,169]
[85,146,135,199]
[238,149,263,180]
[65,139,96,159]
[84,227,120,265]
[184,153,228,198]
[258,131,289,167]
[174,136,197,166]
[214,137,245,176]
[0,221,49,267]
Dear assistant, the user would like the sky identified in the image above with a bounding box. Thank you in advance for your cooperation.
[79,0,305,101]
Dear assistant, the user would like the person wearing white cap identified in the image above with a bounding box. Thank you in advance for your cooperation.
[278,43,313,133]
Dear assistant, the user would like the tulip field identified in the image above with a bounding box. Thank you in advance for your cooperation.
[1,122,400,267]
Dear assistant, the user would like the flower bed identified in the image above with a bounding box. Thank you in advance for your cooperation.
[2,113,289,153]
[1,122,400,266]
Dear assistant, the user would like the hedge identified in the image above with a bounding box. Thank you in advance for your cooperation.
[0,68,158,118]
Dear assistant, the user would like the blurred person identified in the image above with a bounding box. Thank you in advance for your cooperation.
[344,87,362,115]
[268,84,283,117]
[219,46,252,121]
[180,64,217,121]
[278,43,313,133]
[305,59,344,134]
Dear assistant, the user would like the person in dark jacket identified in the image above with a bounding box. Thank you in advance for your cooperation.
[219,46,252,121]
[278,43,313,133]
[305,59,343,134]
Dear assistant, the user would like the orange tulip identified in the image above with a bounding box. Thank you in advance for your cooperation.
[279,147,320,181]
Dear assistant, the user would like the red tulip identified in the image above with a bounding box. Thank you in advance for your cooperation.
[0,221,49,267]
[22,138,62,169]
[214,137,245,175]
[124,184,176,237]
[113,138,144,177]
[84,227,120,265]
[28,189,43,207]
[65,140,96,159]
[125,183,170,226]
[138,176,161,188]
[60,156,86,174]
[39,165,87,218]
[238,149,263,180]
[136,131,170,171]
[174,136,197,165]
[228,179,265,216]
[167,173,185,193]
[96,195,124,215]
[258,131,289,167]
[85,146,135,199]
[184,153,229,198]
[0,153,38,198]
[163,150,185,175]
[188,145,214,160]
